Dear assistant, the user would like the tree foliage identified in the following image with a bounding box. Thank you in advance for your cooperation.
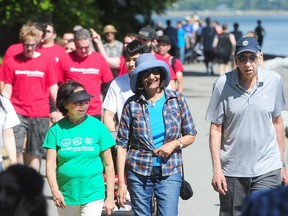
[0,0,176,55]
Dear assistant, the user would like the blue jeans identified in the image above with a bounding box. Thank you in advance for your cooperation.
[178,46,185,64]
[127,166,182,216]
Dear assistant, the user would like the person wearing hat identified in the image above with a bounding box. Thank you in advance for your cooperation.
[205,36,288,216]
[103,24,123,58]
[137,26,177,90]
[156,34,184,93]
[44,80,116,216]
[116,53,197,216]
[102,25,123,78]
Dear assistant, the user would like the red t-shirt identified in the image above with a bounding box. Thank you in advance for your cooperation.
[39,44,66,63]
[118,56,128,76]
[2,53,58,117]
[154,53,176,80]
[58,51,114,115]
[161,55,184,73]
[3,43,23,63]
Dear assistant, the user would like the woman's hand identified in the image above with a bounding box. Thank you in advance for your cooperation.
[117,182,127,208]
[104,196,115,215]
[153,140,178,158]
[52,189,66,209]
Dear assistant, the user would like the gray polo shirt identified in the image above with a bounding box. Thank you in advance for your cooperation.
[205,67,286,177]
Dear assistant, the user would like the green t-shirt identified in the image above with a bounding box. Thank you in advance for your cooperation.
[43,115,115,205]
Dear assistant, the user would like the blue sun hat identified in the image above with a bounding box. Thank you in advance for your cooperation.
[130,53,170,93]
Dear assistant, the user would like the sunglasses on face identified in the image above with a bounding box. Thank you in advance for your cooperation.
[23,43,38,48]
[237,55,258,63]
[141,68,161,78]
[73,99,90,106]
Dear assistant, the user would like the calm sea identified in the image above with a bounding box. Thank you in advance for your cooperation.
[152,13,288,56]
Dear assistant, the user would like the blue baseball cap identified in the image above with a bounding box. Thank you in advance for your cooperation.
[130,53,170,93]
[235,37,261,55]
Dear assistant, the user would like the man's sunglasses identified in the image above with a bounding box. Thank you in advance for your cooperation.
[237,55,258,63]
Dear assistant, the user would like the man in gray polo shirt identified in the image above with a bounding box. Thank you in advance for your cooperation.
[205,37,288,216]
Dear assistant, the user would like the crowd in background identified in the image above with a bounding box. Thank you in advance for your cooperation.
[1,13,284,216]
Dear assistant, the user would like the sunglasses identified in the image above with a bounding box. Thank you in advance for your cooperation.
[237,55,258,63]
[73,99,90,106]
[23,43,38,48]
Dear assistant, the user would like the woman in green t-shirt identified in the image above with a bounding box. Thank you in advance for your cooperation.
[43,80,116,216]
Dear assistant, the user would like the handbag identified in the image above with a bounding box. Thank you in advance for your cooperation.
[176,95,193,200]
[180,160,193,200]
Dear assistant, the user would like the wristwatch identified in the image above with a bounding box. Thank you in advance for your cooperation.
[283,162,286,168]
[177,139,184,149]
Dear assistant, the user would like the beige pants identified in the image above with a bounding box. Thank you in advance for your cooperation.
[57,200,104,216]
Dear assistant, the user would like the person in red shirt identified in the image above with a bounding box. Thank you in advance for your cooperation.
[0,22,47,91]
[39,22,66,63]
[1,25,58,172]
[58,28,114,120]
[155,35,184,92]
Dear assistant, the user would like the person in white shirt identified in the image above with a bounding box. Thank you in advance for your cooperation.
[0,95,20,171]
[102,40,149,131]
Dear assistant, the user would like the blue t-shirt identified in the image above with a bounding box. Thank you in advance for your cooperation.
[177,29,186,48]
[147,93,166,166]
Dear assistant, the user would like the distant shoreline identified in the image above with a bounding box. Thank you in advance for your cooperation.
[159,10,288,17]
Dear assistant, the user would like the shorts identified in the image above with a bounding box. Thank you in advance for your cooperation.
[204,49,215,63]
[13,114,49,157]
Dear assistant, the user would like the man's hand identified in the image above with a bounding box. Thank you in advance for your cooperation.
[49,111,59,124]
[281,167,288,186]
[211,170,227,195]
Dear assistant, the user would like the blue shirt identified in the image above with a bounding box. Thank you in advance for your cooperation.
[147,93,166,166]
[117,88,197,176]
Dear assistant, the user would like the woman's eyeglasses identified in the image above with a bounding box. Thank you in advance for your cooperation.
[237,55,258,63]
[73,99,90,106]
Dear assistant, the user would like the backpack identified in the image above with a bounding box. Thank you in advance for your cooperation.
[169,56,177,71]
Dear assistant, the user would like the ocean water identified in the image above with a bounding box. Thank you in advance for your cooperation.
[152,13,288,56]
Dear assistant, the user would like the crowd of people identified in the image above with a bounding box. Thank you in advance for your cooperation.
[0,15,286,216]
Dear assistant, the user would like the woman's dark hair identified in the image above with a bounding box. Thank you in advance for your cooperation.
[2,164,47,216]
[123,40,149,59]
[56,80,85,116]
[0,94,7,113]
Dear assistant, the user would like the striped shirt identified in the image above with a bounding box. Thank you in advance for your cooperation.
[117,88,197,176]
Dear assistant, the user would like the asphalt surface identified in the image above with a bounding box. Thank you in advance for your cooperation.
[42,61,223,216]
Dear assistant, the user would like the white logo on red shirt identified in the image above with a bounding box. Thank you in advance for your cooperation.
[15,70,44,77]
[70,67,99,74]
